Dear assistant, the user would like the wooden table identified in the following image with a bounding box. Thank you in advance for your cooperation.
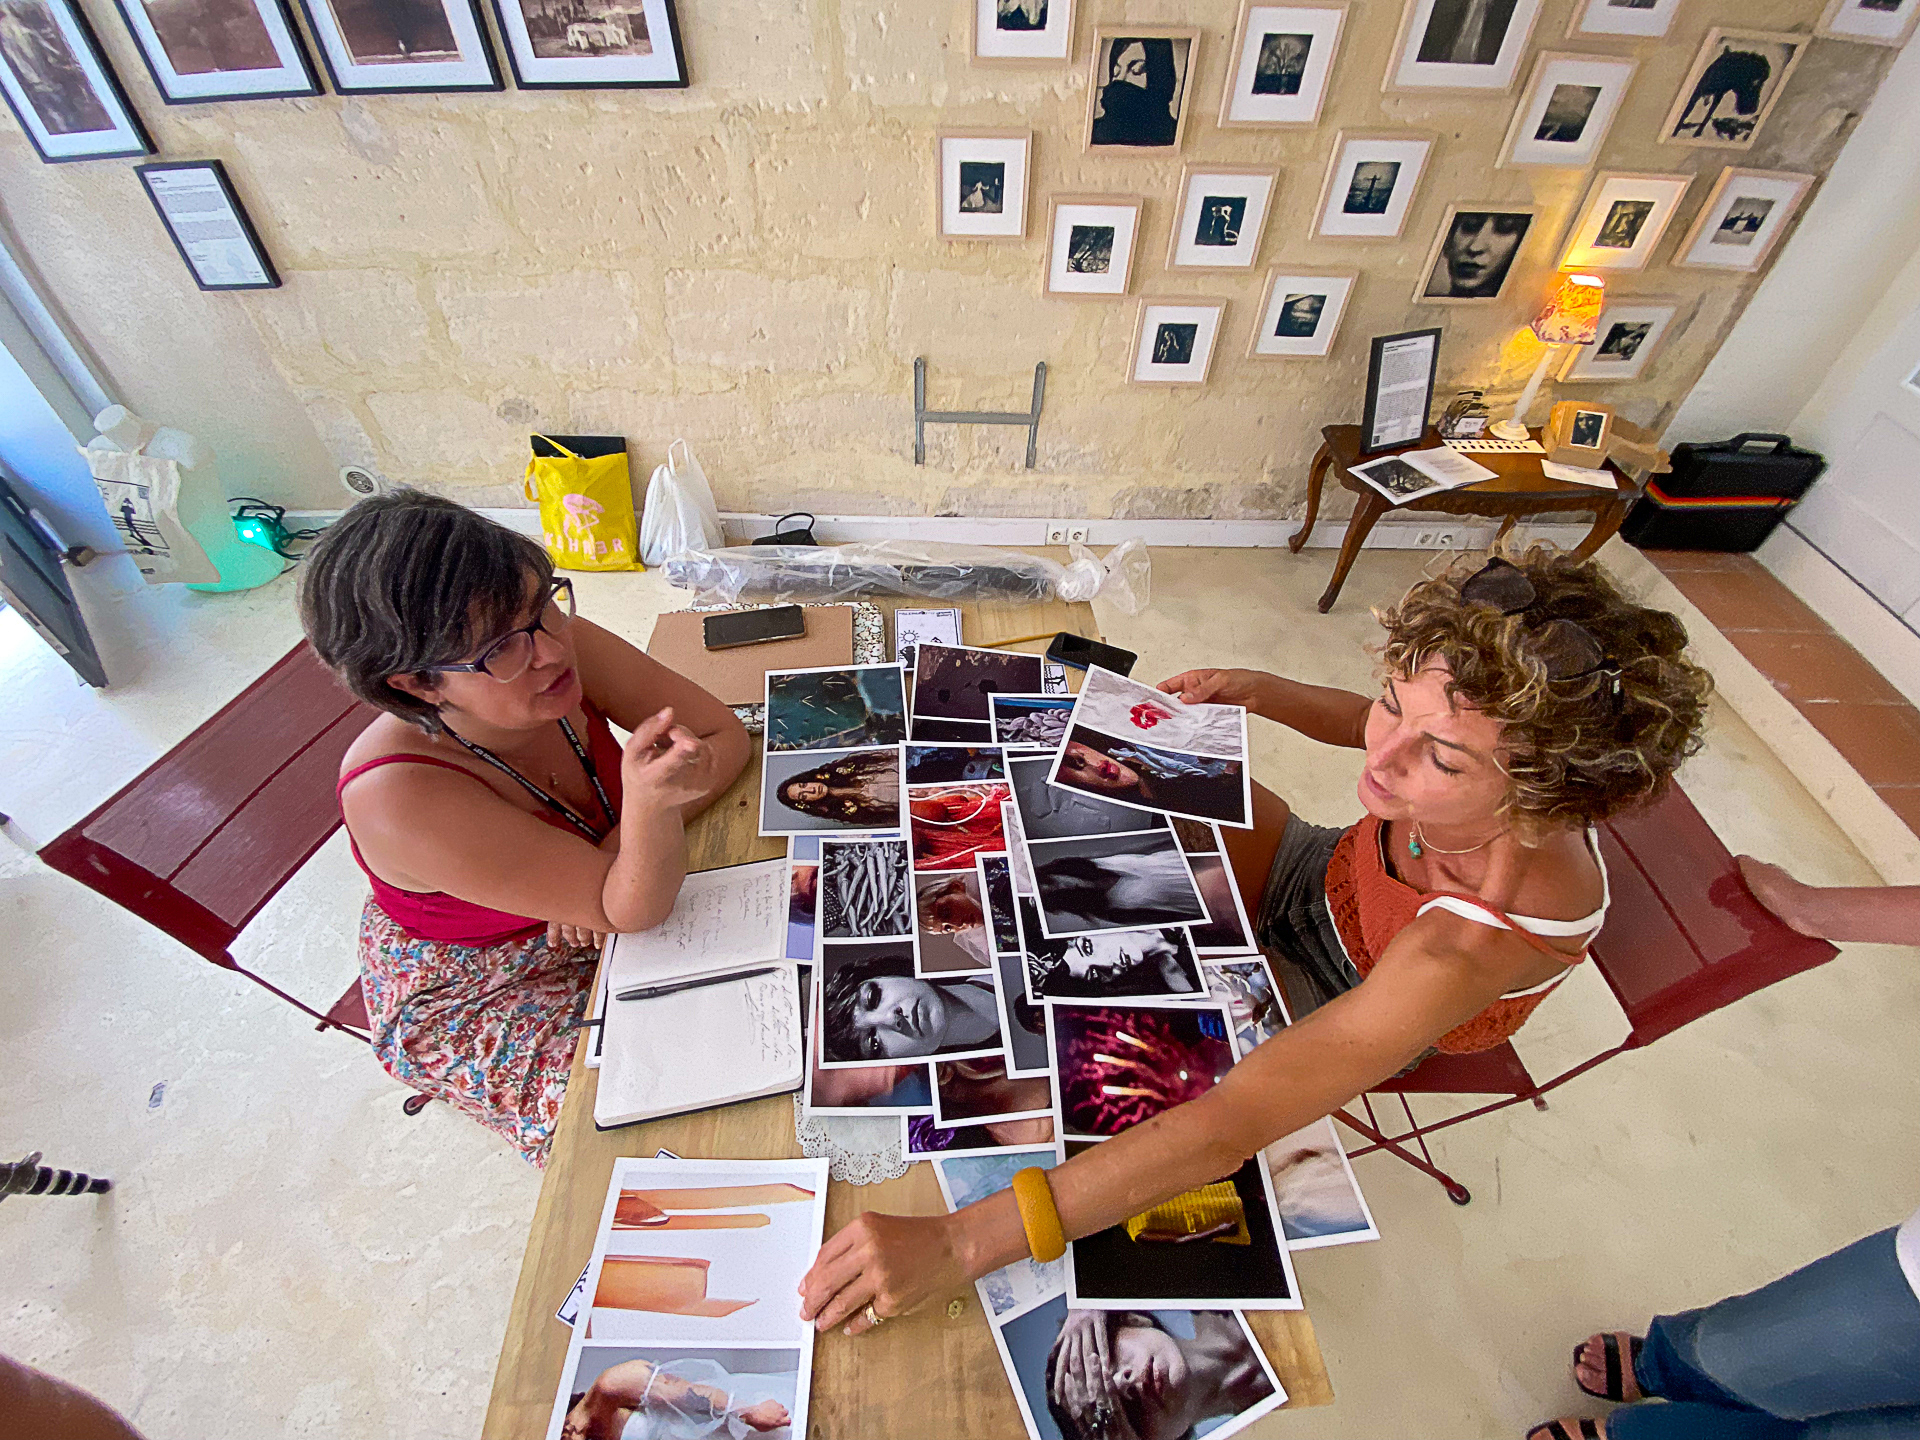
[1289,423,1639,612]
[481,596,1333,1438]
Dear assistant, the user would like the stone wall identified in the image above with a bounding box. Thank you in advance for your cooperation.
[0,0,1895,517]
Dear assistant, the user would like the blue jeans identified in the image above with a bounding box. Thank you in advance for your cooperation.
[1607,1227,1920,1440]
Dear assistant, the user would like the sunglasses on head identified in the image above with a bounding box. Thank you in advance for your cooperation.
[1459,559,1620,692]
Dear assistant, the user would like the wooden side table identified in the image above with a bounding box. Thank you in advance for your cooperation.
[1288,424,1639,612]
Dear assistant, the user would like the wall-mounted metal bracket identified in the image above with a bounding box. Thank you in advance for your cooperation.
[913,357,1047,469]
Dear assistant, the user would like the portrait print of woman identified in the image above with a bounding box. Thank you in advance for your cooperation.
[819,945,1003,1063]
[1421,209,1532,301]
[764,748,901,833]
[1019,895,1202,999]
[1088,34,1189,149]
[1053,729,1249,828]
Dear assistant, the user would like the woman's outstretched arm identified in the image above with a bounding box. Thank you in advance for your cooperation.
[1159,668,1371,748]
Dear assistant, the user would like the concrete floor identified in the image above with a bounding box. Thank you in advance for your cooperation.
[2,544,1914,1439]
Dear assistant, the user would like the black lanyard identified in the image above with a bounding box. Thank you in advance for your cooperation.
[444,716,615,842]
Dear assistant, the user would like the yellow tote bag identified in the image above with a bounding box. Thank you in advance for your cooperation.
[522,434,642,572]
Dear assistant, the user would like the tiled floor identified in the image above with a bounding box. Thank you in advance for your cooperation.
[1649,550,1920,838]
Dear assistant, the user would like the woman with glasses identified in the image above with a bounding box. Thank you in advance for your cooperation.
[799,547,1713,1337]
[301,490,750,1165]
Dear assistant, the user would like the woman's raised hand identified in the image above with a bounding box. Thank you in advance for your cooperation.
[797,1210,969,1336]
[620,707,716,809]
[1050,1308,1118,1430]
[1158,667,1261,707]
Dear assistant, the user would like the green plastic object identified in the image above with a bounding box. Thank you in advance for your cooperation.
[185,520,285,592]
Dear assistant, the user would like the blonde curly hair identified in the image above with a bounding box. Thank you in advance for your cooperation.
[1375,547,1713,835]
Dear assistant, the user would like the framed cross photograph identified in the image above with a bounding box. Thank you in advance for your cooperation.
[1084,27,1199,153]
[1500,52,1636,169]
[113,0,321,102]
[136,160,279,290]
[1248,270,1355,359]
[1659,29,1805,151]
[937,130,1032,241]
[0,0,151,162]
[1313,130,1433,240]
[1558,298,1681,383]
[1128,299,1227,386]
[1568,0,1682,38]
[1386,0,1545,92]
[1167,165,1277,270]
[1044,194,1143,299]
[295,0,501,92]
[489,0,685,87]
[1560,171,1691,272]
[1674,167,1814,272]
[1415,204,1536,304]
[1817,0,1920,45]
[1218,3,1345,127]
[971,0,1074,63]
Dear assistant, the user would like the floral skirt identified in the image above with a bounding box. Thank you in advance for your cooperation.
[357,898,594,1167]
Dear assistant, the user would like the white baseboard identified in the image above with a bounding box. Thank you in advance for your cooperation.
[1757,523,1920,710]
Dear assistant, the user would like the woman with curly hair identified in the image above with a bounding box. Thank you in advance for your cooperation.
[771,750,900,829]
[799,548,1714,1334]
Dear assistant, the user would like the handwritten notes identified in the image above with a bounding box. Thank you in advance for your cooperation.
[604,859,787,987]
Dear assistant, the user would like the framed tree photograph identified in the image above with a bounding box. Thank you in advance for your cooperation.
[1313,131,1433,240]
[136,159,279,290]
[1559,298,1682,383]
[1500,52,1636,169]
[295,0,501,92]
[113,0,320,102]
[1167,165,1277,270]
[0,0,151,162]
[1568,0,1682,38]
[1659,29,1805,151]
[489,0,685,87]
[1674,167,1814,271]
[1415,204,1536,304]
[1218,3,1345,127]
[1084,27,1199,153]
[1385,0,1545,92]
[972,0,1074,63]
[937,130,1032,241]
[1044,194,1143,299]
[1128,298,1227,386]
[1817,0,1919,45]
[1559,171,1691,271]
[1248,271,1355,359]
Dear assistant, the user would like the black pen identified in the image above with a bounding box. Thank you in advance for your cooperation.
[615,966,780,1004]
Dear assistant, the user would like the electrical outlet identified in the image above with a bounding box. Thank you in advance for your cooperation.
[1045,521,1070,544]
[1066,524,1090,544]
[1413,530,1457,548]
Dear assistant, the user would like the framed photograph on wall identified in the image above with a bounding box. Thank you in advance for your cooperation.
[1385,0,1544,92]
[1167,165,1277,270]
[489,0,685,87]
[1360,327,1441,454]
[1084,27,1199,153]
[113,0,320,102]
[1128,298,1227,386]
[973,0,1074,62]
[1558,298,1681,382]
[1414,204,1536,304]
[1817,0,1920,45]
[1674,167,1814,271]
[0,0,151,162]
[1560,172,1691,271]
[937,130,1032,240]
[136,159,279,290]
[1313,131,1433,239]
[1658,29,1805,151]
[1500,53,1635,169]
[1568,0,1682,39]
[296,0,500,92]
[1044,194,1143,298]
[1248,271,1355,359]
[1218,3,1345,127]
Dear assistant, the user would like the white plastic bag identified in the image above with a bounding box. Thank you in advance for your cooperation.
[638,438,724,567]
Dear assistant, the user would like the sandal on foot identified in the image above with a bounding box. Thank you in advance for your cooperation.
[1528,1420,1606,1440]
[1574,1332,1645,1402]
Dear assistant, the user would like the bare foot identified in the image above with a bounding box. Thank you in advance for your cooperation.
[1735,856,1827,938]
[1573,1335,1612,1397]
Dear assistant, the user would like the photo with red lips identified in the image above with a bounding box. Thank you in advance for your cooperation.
[1050,727,1250,828]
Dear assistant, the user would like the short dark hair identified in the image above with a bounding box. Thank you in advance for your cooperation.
[298,488,553,732]
[821,950,914,1062]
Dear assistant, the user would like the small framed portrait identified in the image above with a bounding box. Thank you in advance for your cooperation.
[1659,29,1805,151]
[1128,299,1227,386]
[1084,27,1198,153]
[0,0,152,162]
[937,130,1033,241]
[1559,171,1692,272]
[1386,0,1545,92]
[1500,53,1636,169]
[972,0,1074,62]
[1558,299,1681,383]
[489,0,685,88]
[1044,194,1143,299]
[1218,3,1345,127]
[1415,205,1536,304]
[1167,166,1277,270]
[1817,0,1920,45]
[1313,131,1433,240]
[295,0,501,92]
[1568,0,1681,38]
[113,0,320,102]
[1248,271,1355,359]
[1674,167,1814,272]
[136,160,279,290]
[1545,399,1615,465]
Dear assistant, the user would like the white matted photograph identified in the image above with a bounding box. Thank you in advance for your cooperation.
[1016,893,1203,1001]
[488,0,684,88]
[1250,270,1355,359]
[938,130,1033,240]
[1674,168,1814,271]
[296,0,501,92]
[1386,0,1544,92]
[1218,2,1346,127]
[972,0,1074,62]
[765,663,907,753]
[0,0,152,161]
[1127,299,1227,386]
[1659,29,1805,151]
[1084,27,1198,152]
[1049,722,1252,830]
[1559,299,1682,382]
[760,746,903,836]
[1314,131,1433,239]
[1559,171,1692,271]
[1415,204,1536,304]
[1500,52,1636,169]
[1818,0,1920,45]
[817,938,1006,1067]
[1568,0,1681,39]
[1167,165,1278,270]
[112,0,320,103]
[1043,194,1143,299]
[1027,829,1209,937]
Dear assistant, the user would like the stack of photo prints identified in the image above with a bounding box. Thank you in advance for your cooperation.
[769,645,1379,1440]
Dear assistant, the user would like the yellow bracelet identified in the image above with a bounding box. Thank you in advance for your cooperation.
[1010,1166,1066,1263]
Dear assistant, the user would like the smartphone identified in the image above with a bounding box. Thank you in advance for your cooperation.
[703,605,806,650]
[1046,632,1138,676]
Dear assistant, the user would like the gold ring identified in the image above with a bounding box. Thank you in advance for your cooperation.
[863,1302,884,1327]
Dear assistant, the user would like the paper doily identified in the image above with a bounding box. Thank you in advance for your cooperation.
[793,1098,911,1186]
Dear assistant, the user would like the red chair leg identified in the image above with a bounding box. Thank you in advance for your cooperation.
[1336,1098,1474,1206]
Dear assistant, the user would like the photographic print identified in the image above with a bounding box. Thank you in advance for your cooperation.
[1659,29,1805,151]
[1206,955,1286,1049]
[1188,851,1257,953]
[817,838,912,941]
[933,1150,1064,1318]
[765,664,906,753]
[972,0,1074,62]
[760,746,903,836]
[1559,171,1691,271]
[1416,205,1535,303]
[1674,167,1813,271]
[803,981,933,1113]
[1168,166,1278,270]
[1266,1117,1380,1248]
[1219,3,1345,127]
[0,0,151,161]
[1352,452,1450,502]
[1050,724,1252,829]
[906,1111,1053,1158]
[939,130,1032,240]
[904,744,1006,785]
[136,161,279,291]
[934,1054,1052,1128]
[786,838,819,962]
[1044,195,1143,299]
[1501,53,1636,168]
[1084,26,1197,152]
[908,781,1012,873]
[296,0,501,92]
[817,938,1005,1067]
[991,693,1076,748]
[1068,665,1247,761]
[1026,829,1208,937]
[1560,299,1681,382]
[114,0,319,102]
[489,0,685,88]
[992,945,1052,1075]
[1314,132,1432,239]
[1387,0,1544,91]
[915,868,994,972]
[1017,894,1203,1001]
[980,853,1020,952]
[911,717,996,744]
[913,644,1047,723]
[1568,0,1680,39]
[1818,0,1919,44]
[553,1344,803,1440]
[1128,299,1227,386]
[1050,999,1235,1138]
[1010,753,1166,841]
[1250,270,1355,360]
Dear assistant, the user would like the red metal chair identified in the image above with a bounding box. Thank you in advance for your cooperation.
[1332,782,1842,1203]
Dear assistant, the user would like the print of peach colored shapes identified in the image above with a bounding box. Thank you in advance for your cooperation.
[612,1195,771,1230]
[620,1184,815,1210]
[591,1256,755,1321]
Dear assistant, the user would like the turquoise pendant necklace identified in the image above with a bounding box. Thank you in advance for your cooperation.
[1409,823,1502,860]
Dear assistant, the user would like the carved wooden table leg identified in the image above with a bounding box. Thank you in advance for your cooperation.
[1289,444,1333,554]
[1574,496,1635,559]
[1317,490,1390,613]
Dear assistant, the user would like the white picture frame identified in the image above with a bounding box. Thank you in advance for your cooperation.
[1659,29,1806,151]
[1218,3,1346,127]
[1559,171,1692,271]
[1084,27,1200,153]
[1673,167,1814,271]
[1568,0,1682,38]
[1414,204,1538,304]
[1500,52,1636,169]
[937,129,1033,241]
[1128,299,1227,386]
[1313,131,1434,239]
[1167,165,1278,270]
[1817,0,1920,45]
[1248,271,1355,359]
[971,0,1075,63]
[1558,299,1682,382]
[1044,195,1143,298]
[1385,0,1545,92]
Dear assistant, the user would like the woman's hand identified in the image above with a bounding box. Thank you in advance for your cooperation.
[620,707,716,810]
[736,1400,791,1432]
[1158,667,1264,707]
[547,920,606,951]
[1049,1310,1117,1432]
[797,1210,969,1335]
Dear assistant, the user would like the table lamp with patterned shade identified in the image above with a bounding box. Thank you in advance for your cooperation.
[1488,272,1606,442]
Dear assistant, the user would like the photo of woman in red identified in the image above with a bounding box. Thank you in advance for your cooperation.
[908,782,1011,872]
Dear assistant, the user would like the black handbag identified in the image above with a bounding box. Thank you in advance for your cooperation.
[753,512,819,546]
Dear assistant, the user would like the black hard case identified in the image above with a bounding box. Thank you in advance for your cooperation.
[1621,433,1826,553]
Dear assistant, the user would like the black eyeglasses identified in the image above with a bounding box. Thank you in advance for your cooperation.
[436,578,575,683]
[1459,559,1618,687]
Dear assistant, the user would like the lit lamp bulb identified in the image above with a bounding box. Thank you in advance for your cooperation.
[1487,272,1605,442]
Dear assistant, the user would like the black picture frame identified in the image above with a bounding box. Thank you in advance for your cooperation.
[135,160,281,291]
[111,0,322,104]
[293,0,503,94]
[1359,327,1443,455]
[487,0,688,89]
[0,0,153,163]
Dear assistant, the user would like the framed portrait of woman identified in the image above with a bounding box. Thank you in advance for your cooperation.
[1414,204,1537,304]
[1083,27,1199,153]
[936,129,1033,241]
[1559,171,1692,271]
[113,0,321,102]
[1385,0,1545,92]
[1217,2,1346,127]
[971,0,1074,63]
[1126,298,1228,387]
[1558,299,1682,383]
[294,0,501,93]
[0,0,152,161]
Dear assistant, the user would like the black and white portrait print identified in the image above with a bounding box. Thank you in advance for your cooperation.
[1594,199,1653,249]
[1089,34,1189,148]
[1596,321,1651,361]
[1192,195,1244,247]
[958,160,1005,213]
[1422,210,1531,300]
[1569,410,1606,448]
